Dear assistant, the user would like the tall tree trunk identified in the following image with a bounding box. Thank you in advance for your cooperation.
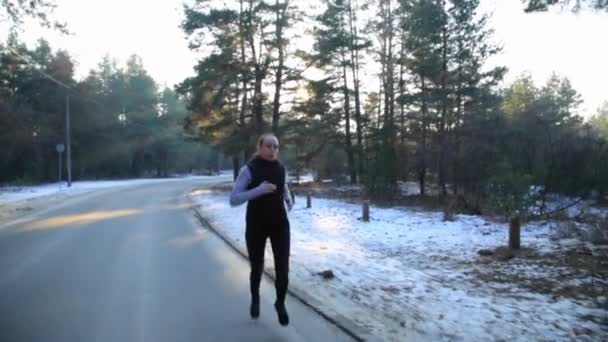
[240,0,248,127]
[271,0,288,133]
[165,151,169,177]
[386,0,395,130]
[236,0,249,174]
[341,49,357,185]
[419,75,428,196]
[248,0,265,132]
[454,62,462,195]
[399,33,406,145]
[232,156,240,180]
[348,0,364,180]
[438,0,448,196]
[381,0,396,193]
[253,65,264,130]
[377,77,383,130]
[398,31,407,181]
[381,0,389,129]
[243,150,249,164]
[381,0,395,137]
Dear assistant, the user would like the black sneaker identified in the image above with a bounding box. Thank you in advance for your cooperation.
[250,297,260,319]
[274,302,289,326]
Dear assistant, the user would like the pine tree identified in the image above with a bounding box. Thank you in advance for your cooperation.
[313,0,358,184]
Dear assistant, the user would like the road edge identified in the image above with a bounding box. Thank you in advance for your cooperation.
[188,196,375,342]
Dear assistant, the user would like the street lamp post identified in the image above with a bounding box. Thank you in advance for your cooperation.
[56,143,65,182]
[65,94,72,187]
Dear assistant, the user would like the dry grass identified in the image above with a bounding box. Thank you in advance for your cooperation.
[471,245,608,305]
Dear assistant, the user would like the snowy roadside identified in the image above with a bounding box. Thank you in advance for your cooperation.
[192,189,607,342]
[0,173,232,224]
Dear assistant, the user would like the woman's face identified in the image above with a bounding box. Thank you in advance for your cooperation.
[258,136,279,161]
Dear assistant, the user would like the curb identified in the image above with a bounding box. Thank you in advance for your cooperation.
[190,202,374,342]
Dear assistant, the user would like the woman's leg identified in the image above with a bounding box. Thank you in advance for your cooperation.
[245,223,267,318]
[269,222,290,325]
[269,223,290,304]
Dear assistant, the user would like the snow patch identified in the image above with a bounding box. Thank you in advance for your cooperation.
[193,191,607,341]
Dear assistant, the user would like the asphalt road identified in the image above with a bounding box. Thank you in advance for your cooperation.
[0,178,355,342]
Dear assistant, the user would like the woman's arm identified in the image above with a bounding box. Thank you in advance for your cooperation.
[229,166,273,206]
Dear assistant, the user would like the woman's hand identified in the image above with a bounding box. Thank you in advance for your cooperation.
[258,181,277,194]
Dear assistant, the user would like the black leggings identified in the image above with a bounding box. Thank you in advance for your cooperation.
[245,221,290,304]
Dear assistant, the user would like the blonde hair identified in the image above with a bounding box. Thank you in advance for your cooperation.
[257,133,278,148]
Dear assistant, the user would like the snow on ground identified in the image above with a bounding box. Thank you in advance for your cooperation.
[288,172,314,184]
[0,173,231,204]
[193,190,607,342]
[398,181,444,197]
[533,194,608,219]
[399,181,423,196]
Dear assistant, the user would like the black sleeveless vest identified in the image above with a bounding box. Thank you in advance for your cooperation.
[246,156,287,225]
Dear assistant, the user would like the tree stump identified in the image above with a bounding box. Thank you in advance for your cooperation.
[362,200,370,222]
[509,216,521,250]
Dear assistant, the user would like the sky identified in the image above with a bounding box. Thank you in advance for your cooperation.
[482,0,608,116]
[7,0,608,117]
